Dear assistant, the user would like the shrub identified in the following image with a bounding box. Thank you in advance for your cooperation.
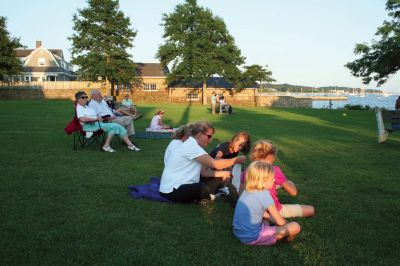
[344,104,371,110]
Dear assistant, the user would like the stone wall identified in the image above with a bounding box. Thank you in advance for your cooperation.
[0,81,107,100]
[0,87,109,100]
[0,81,312,108]
[258,95,312,108]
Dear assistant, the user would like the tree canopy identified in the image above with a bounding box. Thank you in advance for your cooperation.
[156,0,245,105]
[346,0,400,86]
[240,64,275,89]
[69,0,137,94]
[0,16,23,81]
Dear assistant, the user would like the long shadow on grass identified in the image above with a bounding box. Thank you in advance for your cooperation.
[207,106,386,169]
[220,106,380,142]
[176,101,192,126]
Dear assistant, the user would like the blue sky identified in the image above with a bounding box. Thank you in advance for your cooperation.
[2,0,399,92]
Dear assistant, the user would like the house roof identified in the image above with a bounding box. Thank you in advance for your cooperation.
[135,63,169,77]
[15,49,64,59]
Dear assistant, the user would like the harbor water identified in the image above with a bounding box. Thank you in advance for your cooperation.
[312,94,400,110]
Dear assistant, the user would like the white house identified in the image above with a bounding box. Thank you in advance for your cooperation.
[13,41,75,82]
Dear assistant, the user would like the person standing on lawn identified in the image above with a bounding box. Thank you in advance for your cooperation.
[218,93,225,114]
[211,91,217,114]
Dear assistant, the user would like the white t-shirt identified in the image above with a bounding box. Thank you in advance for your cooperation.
[160,137,207,193]
[88,99,113,116]
[149,114,162,130]
[76,104,97,119]
[164,139,183,165]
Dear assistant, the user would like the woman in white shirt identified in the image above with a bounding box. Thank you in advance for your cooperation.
[75,91,140,152]
[149,110,171,130]
[159,121,246,204]
[164,124,191,165]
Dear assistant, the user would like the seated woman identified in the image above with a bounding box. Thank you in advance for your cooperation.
[120,94,138,116]
[159,121,246,204]
[75,91,140,152]
[164,124,191,165]
[149,110,171,131]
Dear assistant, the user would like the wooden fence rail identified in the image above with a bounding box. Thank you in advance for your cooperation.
[0,81,106,90]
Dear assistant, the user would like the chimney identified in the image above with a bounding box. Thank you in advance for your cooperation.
[36,41,42,48]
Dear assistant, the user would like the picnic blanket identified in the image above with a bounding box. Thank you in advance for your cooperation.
[135,128,178,139]
[135,131,173,139]
[128,177,173,203]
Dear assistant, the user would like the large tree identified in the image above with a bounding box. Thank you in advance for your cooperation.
[69,0,137,95]
[346,0,400,86]
[240,64,276,89]
[0,16,23,81]
[156,0,245,105]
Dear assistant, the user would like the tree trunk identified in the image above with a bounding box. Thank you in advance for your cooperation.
[110,81,115,98]
[202,80,207,105]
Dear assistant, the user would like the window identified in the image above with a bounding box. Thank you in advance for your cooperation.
[38,58,45,66]
[143,83,157,91]
[186,93,199,101]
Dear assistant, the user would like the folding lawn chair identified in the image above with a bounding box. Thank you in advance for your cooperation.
[64,105,105,150]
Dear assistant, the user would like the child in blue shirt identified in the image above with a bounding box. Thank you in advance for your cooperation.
[232,161,301,245]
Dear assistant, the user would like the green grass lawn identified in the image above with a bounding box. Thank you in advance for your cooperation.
[1,99,399,265]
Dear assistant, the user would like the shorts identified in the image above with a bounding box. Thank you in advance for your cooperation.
[245,223,277,246]
[279,204,303,218]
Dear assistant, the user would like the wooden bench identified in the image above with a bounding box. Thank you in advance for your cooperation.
[382,110,400,132]
[375,108,400,143]
[217,103,233,114]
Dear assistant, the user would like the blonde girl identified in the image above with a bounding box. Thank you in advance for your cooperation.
[239,140,315,218]
[232,161,300,245]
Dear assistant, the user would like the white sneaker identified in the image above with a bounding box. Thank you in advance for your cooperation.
[128,145,141,151]
[85,132,93,139]
[218,187,230,196]
[102,146,116,152]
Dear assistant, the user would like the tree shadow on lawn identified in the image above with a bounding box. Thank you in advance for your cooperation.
[132,103,192,130]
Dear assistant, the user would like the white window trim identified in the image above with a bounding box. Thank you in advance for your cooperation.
[143,83,157,91]
[38,58,45,66]
[186,92,199,101]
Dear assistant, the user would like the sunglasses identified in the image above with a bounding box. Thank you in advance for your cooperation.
[80,96,88,99]
[203,132,213,139]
